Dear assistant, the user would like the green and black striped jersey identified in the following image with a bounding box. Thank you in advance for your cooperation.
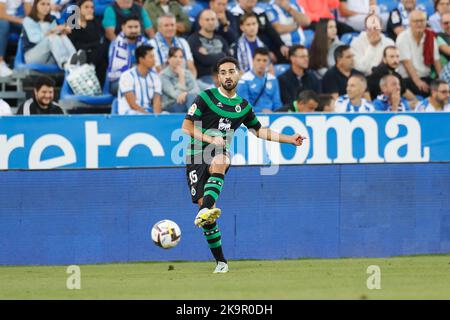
[185,88,262,156]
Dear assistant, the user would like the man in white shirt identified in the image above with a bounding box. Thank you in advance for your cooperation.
[149,14,196,77]
[0,98,12,115]
[415,79,450,111]
[118,45,162,115]
[396,10,442,97]
[0,0,32,76]
[334,74,375,112]
[351,14,395,75]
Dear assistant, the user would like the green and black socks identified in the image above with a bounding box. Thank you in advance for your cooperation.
[201,173,224,209]
[202,222,226,263]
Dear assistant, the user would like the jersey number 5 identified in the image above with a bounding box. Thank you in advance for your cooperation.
[189,170,198,185]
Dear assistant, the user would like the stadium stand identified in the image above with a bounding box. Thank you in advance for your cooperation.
[13,37,62,74]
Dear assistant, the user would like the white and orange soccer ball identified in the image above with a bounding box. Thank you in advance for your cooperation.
[151,220,181,249]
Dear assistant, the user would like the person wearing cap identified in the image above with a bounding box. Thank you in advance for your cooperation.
[117,44,162,115]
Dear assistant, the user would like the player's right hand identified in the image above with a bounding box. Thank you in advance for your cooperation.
[210,136,226,147]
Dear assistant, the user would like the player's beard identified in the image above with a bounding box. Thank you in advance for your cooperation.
[221,79,237,91]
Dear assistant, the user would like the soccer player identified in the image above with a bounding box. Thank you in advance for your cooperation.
[181,56,306,273]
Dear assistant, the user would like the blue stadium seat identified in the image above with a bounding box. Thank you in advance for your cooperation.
[274,63,290,77]
[8,32,20,43]
[111,98,118,114]
[416,0,435,17]
[183,2,208,23]
[60,70,114,106]
[378,0,399,15]
[304,29,314,48]
[14,36,62,73]
[340,32,359,45]
[94,0,114,17]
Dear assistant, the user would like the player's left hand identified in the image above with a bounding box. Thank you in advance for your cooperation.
[291,134,307,146]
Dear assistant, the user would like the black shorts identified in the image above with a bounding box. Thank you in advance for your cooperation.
[186,149,231,204]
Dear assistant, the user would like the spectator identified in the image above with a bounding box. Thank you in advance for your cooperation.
[277,44,321,106]
[309,18,343,79]
[232,12,267,73]
[276,89,319,112]
[0,98,12,115]
[334,74,374,112]
[102,0,155,42]
[143,0,191,35]
[297,0,354,36]
[230,0,289,63]
[267,0,310,47]
[437,12,450,66]
[338,0,379,32]
[367,46,411,100]
[351,14,395,75]
[387,0,421,40]
[149,14,196,76]
[322,44,363,99]
[237,47,282,113]
[117,44,162,114]
[429,0,450,33]
[207,0,238,45]
[396,10,442,97]
[17,76,64,115]
[188,9,229,89]
[68,0,108,85]
[373,74,411,111]
[0,0,32,77]
[22,0,80,69]
[160,47,200,113]
[415,79,450,111]
[316,93,336,112]
[107,15,149,95]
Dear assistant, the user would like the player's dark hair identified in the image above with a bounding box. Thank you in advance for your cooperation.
[135,45,154,64]
[253,47,270,58]
[240,12,258,25]
[430,79,448,91]
[215,56,240,73]
[296,90,319,105]
[334,44,351,63]
[383,45,398,58]
[316,94,333,112]
[288,44,307,59]
[121,14,141,25]
[34,76,56,91]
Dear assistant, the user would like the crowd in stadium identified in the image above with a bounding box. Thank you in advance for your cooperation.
[1,0,450,115]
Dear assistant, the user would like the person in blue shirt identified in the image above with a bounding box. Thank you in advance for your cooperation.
[237,47,282,113]
[373,74,411,112]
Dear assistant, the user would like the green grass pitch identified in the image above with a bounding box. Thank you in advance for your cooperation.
[1,255,450,299]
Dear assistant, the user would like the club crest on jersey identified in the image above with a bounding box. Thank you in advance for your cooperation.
[235,104,241,113]
[218,118,231,131]
[191,187,196,196]
[188,103,197,116]
[217,102,223,108]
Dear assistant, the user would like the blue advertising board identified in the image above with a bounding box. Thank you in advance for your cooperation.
[0,113,449,170]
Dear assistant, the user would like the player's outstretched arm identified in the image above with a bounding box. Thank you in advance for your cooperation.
[254,127,306,146]
[181,119,225,146]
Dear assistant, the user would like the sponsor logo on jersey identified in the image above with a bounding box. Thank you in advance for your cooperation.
[188,103,197,116]
[218,118,232,131]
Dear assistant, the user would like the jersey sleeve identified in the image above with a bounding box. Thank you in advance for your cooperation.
[185,94,207,122]
[243,105,262,131]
